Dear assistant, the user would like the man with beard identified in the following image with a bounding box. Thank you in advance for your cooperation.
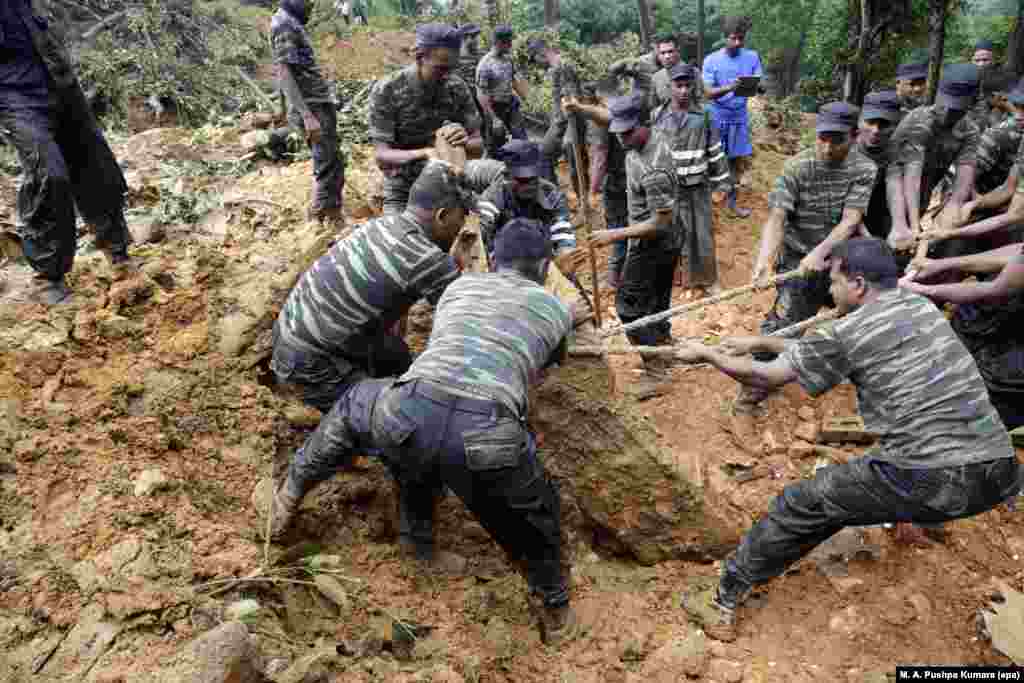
[736,103,877,415]
[369,24,482,214]
[677,238,1018,643]
[272,0,346,224]
[476,24,529,155]
[702,16,763,217]
[886,64,980,254]
[0,0,134,304]
[895,59,928,115]
[855,91,902,241]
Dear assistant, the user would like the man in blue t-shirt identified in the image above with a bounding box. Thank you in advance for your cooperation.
[702,16,763,218]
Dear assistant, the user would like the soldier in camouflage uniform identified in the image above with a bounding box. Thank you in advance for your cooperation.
[476,24,528,155]
[887,64,980,254]
[854,91,902,241]
[902,242,1024,429]
[369,24,482,214]
[895,60,928,115]
[649,63,732,292]
[261,160,469,422]
[261,219,579,646]
[740,103,876,413]
[0,0,133,304]
[272,0,346,224]
[678,237,1018,643]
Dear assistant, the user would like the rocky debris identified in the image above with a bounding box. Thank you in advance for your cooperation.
[637,628,707,680]
[129,218,167,245]
[154,621,264,683]
[828,605,868,638]
[708,658,744,683]
[134,467,170,497]
[793,420,819,444]
[38,602,123,678]
[274,645,339,683]
[796,406,815,422]
[979,579,1024,663]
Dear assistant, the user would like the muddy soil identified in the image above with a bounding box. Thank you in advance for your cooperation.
[2,27,1024,683]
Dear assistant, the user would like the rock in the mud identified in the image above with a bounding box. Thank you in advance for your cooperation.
[134,467,170,497]
[980,579,1024,663]
[154,621,263,683]
[708,658,744,683]
[793,421,819,444]
[797,406,815,422]
[40,602,123,678]
[639,629,707,680]
[274,645,338,683]
[97,313,144,340]
[531,359,741,564]
[130,218,166,245]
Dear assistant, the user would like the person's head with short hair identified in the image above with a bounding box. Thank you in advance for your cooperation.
[815,102,858,166]
[668,62,697,111]
[282,0,312,24]
[493,24,514,56]
[980,68,1016,105]
[607,94,650,150]
[973,39,995,69]
[407,160,474,250]
[497,140,542,200]
[492,217,551,284]
[721,16,751,57]
[935,63,980,127]
[828,238,901,313]
[859,90,901,150]
[654,34,680,70]
[415,24,462,83]
[895,60,928,108]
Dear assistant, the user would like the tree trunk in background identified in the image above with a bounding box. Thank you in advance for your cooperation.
[697,0,705,67]
[637,0,653,48]
[544,0,560,29]
[927,0,947,105]
[1008,0,1024,76]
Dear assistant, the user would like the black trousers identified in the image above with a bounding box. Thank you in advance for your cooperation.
[617,241,679,346]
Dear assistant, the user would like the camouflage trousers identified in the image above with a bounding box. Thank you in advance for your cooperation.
[0,87,130,280]
[285,378,569,608]
[721,454,1020,591]
[290,103,346,214]
[617,240,679,346]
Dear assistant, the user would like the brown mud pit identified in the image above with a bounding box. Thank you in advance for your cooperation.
[3,39,1024,681]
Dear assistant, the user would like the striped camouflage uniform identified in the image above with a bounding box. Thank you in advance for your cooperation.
[271,210,460,412]
[477,178,576,257]
[650,103,732,287]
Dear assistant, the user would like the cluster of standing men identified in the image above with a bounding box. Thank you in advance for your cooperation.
[4,0,1022,653]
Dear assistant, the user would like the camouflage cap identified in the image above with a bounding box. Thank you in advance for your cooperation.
[668,62,697,82]
[607,94,645,133]
[975,38,995,51]
[816,102,860,134]
[415,23,462,51]
[408,160,474,212]
[861,90,902,122]
[493,218,551,266]
[896,61,928,81]
[937,63,980,110]
[497,139,542,178]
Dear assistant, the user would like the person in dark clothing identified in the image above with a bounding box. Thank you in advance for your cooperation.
[0,0,133,304]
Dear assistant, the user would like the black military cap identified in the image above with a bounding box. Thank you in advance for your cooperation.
[415,23,462,50]
[459,23,481,37]
[896,61,928,81]
[816,102,860,134]
[937,63,980,110]
[861,90,902,122]
[493,218,551,265]
[1008,79,1024,105]
[498,139,542,178]
[975,38,995,51]
[408,160,474,211]
[668,62,697,81]
[608,94,645,133]
[494,24,514,41]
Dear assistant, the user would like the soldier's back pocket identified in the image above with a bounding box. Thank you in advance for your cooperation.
[463,420,525,471]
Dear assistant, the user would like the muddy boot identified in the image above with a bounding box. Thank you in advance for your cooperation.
[726,190,752,219]
[398,539,468,575]
[30,277,72,305]
[252,477,301,542]
[540,604,580,647]
[681,584,740,642]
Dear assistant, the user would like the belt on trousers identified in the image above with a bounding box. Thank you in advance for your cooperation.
[403,378,521,422]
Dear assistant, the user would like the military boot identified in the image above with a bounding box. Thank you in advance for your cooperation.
[29,277,71,305]
[528,592,581,647]
[252,477,301,542]
[398,538,468,575]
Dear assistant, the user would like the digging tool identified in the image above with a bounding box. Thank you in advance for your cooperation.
[567,101,602,328]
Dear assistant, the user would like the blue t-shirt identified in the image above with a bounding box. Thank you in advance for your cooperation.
[0,1,50,102]
[701,47,762,113]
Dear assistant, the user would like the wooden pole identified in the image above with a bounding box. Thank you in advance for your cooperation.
[569,116,603,328]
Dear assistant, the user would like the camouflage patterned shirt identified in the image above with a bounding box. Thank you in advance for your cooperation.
[769,147,877,259]
[369,65,480,149]
[276,211,459,357]
[402,271,572,416]
[625,128,682,251]
[975,117,1022,195]
[887,105,980,208]
[783,286,1013,469]
[270,6,331,104]
[477,177,575,255]
[476,49,518,104]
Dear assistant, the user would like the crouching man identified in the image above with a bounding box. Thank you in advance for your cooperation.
[676,238,1019,642]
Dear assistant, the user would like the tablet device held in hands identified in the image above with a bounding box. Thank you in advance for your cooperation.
[734,76,760,97]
